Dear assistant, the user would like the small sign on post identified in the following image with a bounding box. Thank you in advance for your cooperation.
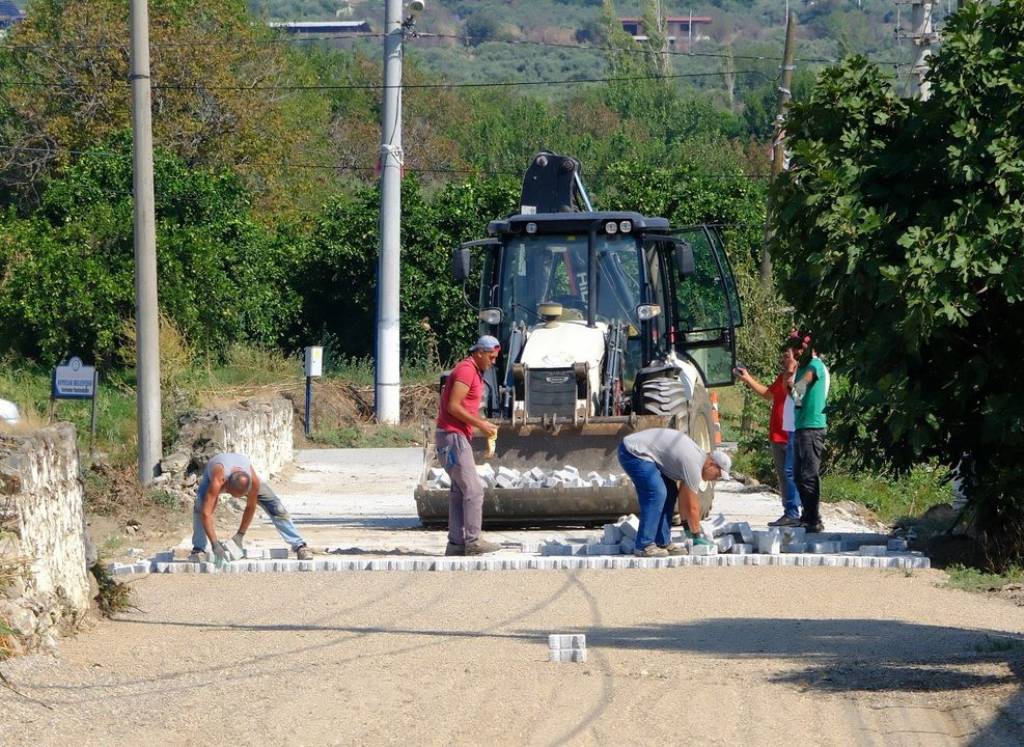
[303,346,323,437]
[52,356,99,455]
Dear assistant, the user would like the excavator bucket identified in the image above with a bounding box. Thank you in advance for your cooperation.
[414,416,669,527]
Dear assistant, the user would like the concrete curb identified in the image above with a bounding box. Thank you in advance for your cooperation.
[109,552,931,577]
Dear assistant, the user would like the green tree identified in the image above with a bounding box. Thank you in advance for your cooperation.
[771,2,1024,565]
[0,138,301,363]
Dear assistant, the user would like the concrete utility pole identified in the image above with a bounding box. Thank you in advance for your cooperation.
[760,11,797,285]
[908,2,936,100]
[375,0,404,425]
[129,0,162,484]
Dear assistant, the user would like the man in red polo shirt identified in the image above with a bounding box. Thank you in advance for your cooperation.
[435,335,502,556]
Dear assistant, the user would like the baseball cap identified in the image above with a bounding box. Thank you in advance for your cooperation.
[709,450,732,480]
[470,335,501,353]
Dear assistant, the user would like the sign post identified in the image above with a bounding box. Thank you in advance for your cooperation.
[52,356,99,456]
[303,346,323,437]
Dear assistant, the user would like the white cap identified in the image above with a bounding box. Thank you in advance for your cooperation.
[709,450,732,480]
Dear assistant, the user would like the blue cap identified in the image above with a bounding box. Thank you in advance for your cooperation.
[470,335,501,352]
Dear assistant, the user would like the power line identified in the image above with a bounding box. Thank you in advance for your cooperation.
[0,143,769,179]
[0,67,768,92]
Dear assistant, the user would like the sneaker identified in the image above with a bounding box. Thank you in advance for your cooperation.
[188,549,208,563]
[801,519,825,533]
[633,544,669,558]
[445,542,465,556]
[691,534,716,548]
[464,538,501,556]
[660,543,688,556]
[296,545,314,561]
[768,515,803,528]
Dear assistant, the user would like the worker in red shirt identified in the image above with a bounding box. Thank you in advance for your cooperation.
[435,335,502,556]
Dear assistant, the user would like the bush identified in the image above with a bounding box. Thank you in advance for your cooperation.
[0,140,301,365]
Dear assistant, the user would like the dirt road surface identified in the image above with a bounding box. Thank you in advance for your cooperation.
[3,567,1023,745]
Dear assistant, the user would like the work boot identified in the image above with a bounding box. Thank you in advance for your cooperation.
[445,542,465,556]
[802,519,825,534]
[659,543,688,556]
[768,515,803,528]
[296,545,313,561]
[188,549,208,563]
[690,534,716,548]
[633,544,669,558]
[464,538,501,555]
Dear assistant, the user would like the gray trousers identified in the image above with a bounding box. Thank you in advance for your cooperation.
[435,429,484,545]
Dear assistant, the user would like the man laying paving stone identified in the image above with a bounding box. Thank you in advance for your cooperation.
[618,429,732,557]
[189,452,313,563]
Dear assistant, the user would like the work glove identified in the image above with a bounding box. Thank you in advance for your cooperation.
[213,540,243,565]
[231,532,246,551]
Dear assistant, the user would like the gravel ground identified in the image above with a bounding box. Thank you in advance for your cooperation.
[3,567,1024,746]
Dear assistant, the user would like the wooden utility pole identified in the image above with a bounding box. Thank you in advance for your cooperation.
[760,11,797,285]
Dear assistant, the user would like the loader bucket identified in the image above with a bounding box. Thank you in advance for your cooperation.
[415,415,670,527]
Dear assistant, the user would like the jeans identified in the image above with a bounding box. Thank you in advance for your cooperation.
[794,428,826,524]
[770,434,802,519]
[435,429,484,545]
[618,443,678,550]
[192,477,306,552]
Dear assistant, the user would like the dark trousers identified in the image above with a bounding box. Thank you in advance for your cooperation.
[794,428,826,524]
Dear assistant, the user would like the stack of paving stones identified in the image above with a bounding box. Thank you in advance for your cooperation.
[425,464,625,491]
[549,634,587,663]
[107,514,929,577]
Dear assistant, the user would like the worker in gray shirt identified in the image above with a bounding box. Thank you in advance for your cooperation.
[190,452,313,563]
[618,429,732,557]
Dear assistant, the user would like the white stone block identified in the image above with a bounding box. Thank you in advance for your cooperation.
[549,649,587,663]
[496,466,520,479]
[543,476,562,488]
[586,543,622,556]
[541,542,573,557]
[561,465,580,477]
[703,513,728,537]
[428,467,445,481]
[887,538,909,552]
[809,541,842,554]
[731,543,753,554]
[495,474,518,489]
[606,473,621,486]
[548,634,586,650]
[476,463,495,479]
[780,526,806,545]
[602,524,622,544]
[715,534,735,553]
[859,545,887,556]
[722,522,754,544]
[618,538,635,554]
[755,529,782,555]
[691,543,718,556]
[618,514,640,540]
[269,548,290,559]
[244,548,269,559]
[782,542,807,554]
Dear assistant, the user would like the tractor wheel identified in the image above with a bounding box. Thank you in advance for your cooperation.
[687,384,716,519]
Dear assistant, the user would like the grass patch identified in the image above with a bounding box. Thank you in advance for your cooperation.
[946,564,1024,594]
[311,424,422,448]
[821,464,950,524]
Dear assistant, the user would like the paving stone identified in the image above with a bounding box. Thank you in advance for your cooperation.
[807,541,841,554]
[755,529,782,555]
[690,543,717,556]
[549,634,586,650]
[731,543,753,554]
[780,526,806,545]
[859,545,888,556]
[617,514,639,540]
[586,543,622,556]
[715,534,735,553]
[887,538,909,552]
[268,548,290,559]
[541,542,574,556]
[550,649,587,663]
[722,522,754,545]
[782,542,808,554]
[495,474,518,489]
[243,548,269,559]
[602,524,622,544]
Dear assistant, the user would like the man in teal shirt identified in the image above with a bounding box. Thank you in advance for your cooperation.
[789,332,830,532]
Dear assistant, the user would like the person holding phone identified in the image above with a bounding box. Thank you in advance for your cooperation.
[734,347,802,527]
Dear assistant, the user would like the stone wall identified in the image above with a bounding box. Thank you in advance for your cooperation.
[0,423,90,654]
[158,398,293,493]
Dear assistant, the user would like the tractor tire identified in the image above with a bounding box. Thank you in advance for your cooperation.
[687,384,716,519]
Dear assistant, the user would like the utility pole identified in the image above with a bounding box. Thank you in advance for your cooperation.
[908,2,936,100]
[760,11,797,284]
[129,0,161,484]
[375,0,404,425]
